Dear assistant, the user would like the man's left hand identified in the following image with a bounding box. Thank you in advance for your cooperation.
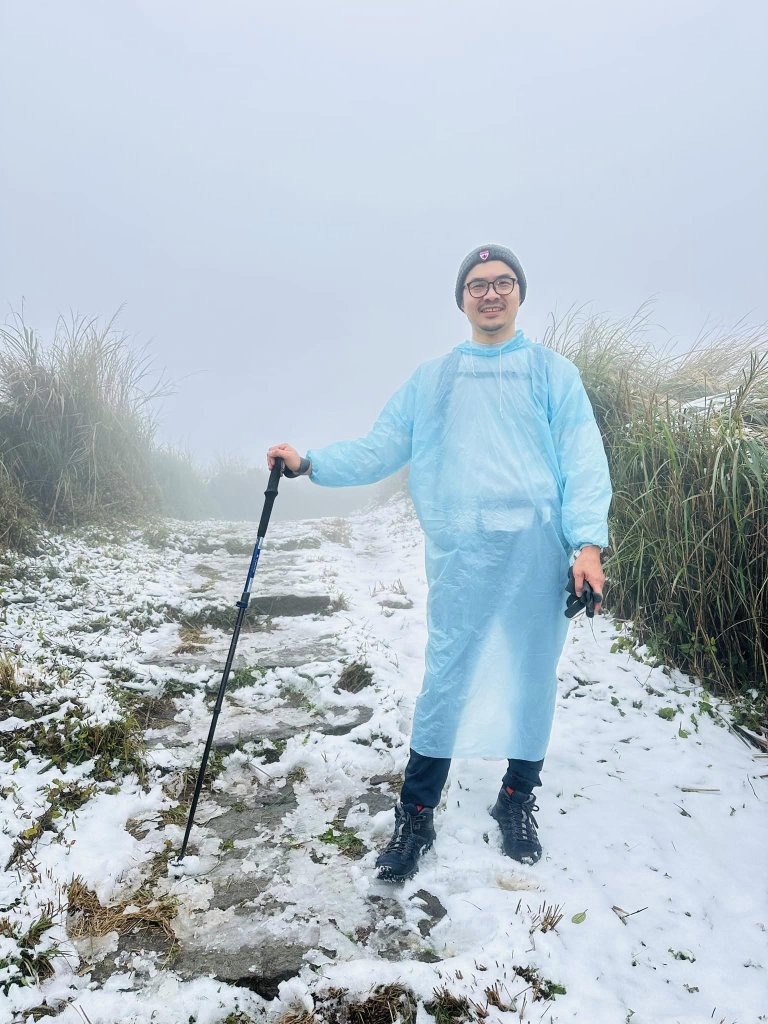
[573,547,605,615]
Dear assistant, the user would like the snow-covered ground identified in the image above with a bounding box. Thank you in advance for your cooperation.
[0,492,765,1024]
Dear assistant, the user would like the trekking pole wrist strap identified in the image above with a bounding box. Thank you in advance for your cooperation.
[283,456,311,478]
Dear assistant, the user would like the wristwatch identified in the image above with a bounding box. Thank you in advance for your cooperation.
[573,544,607,558]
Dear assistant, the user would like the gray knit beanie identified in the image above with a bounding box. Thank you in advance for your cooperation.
[455,244,527,308]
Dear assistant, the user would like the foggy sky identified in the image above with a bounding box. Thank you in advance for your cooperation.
[2,0,766,469]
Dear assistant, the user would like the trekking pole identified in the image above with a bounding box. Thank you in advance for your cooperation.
[175,456,285,862]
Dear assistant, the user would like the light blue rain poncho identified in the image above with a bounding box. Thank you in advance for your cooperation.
[306,330,612,761]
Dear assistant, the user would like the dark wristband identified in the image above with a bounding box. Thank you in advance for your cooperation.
[283,456,311,478]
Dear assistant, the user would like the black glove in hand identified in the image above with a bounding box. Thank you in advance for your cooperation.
[564,565,603,619]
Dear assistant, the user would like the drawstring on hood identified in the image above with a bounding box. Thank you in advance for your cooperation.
[498,347,503,416]
[463,344,505,417]
[457,330,527,420]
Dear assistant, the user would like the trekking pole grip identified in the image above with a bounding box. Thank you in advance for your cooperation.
[258,457,284,539]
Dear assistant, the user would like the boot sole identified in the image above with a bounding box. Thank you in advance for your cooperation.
[375,840,434,882]
[376,866,418,883]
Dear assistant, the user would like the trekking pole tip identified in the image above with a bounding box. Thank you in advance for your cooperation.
[168,853,205,877]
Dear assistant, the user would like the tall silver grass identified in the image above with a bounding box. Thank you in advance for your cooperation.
[0,313,170,526]
[545,308,768,701]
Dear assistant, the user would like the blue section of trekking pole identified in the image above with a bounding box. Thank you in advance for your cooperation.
[176,457,284,862]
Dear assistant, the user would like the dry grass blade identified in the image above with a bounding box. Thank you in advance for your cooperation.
[611,905,648,925]
[276,1010,318,1024]
[67,876,177,940]
[484,982,516,1012]
[530,900,564,934]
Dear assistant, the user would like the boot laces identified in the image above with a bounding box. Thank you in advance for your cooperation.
[385,823,410,856]
[384,815,418,856]
[500,797,539,842]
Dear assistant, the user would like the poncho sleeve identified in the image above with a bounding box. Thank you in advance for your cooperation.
[547,361,612,551]
[306,369,418,487]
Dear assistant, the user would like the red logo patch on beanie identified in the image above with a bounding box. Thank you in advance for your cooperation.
[479,250,489,260]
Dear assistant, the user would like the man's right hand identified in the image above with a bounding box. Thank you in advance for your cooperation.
[267,443,302,473]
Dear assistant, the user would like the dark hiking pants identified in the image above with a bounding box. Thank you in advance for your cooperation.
[400,747,544,808]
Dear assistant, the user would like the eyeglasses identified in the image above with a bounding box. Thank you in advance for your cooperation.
[465,276,517,299]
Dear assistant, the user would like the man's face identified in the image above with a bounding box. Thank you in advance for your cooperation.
[461,260,520,341]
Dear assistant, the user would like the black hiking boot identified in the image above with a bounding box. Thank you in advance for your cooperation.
[375,802,435,882]
[490,787,542,865]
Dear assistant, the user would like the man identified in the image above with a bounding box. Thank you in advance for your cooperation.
[267,244,611,882]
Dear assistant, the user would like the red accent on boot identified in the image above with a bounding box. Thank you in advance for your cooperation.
[416,804,424,812]
[505,786,515,796]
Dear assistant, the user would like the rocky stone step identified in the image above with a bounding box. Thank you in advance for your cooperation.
[90,776,444,995]
[244,593,333,617]
[167,593,333,628]
[146,701,373,752]
[146,638,342,671]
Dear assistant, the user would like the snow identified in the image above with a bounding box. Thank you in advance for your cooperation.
[0,494,766,1024]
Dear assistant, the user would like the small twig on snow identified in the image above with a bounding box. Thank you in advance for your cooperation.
[612,904,648,925]
[712,706,755,749]
[736,725,768,751]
